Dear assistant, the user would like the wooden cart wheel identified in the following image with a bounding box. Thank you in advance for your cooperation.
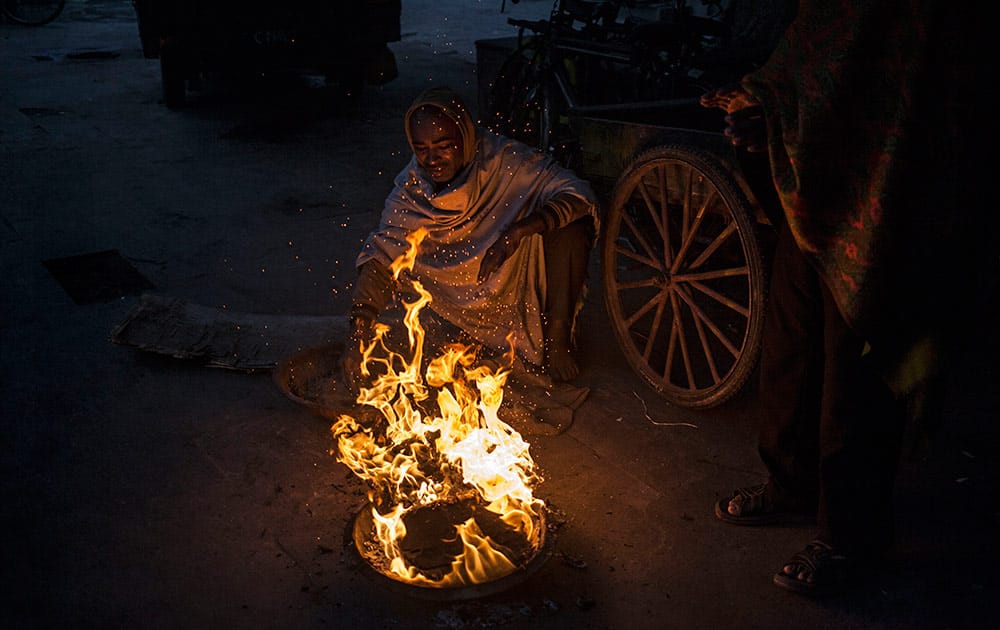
[602,145,766,408]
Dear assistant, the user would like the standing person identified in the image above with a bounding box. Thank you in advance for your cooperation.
[341,86,599,392]
[701,0,985,595]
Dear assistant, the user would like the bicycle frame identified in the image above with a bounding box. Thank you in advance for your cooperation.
[489,0,732,160]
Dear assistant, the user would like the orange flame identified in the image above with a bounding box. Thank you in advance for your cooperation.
[332,228,544,586]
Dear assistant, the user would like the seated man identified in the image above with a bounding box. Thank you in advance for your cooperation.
[342,86,599,391]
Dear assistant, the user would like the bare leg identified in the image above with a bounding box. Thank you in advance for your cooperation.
[542,218,594,381]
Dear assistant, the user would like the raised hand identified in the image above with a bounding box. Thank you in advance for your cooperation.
[699,82,758,113]
[723,105,767,153]
[700,83,767,152]
[477,228,522,283]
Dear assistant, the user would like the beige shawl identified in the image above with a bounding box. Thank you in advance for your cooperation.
[357,88,598,366]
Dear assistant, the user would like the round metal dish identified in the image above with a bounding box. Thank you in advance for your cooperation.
[349,499,554,601]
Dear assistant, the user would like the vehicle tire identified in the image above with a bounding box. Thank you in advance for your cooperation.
[2,0,65,26]
[159,37,187,109]
[132,0,159,58]
[602,145,767,408]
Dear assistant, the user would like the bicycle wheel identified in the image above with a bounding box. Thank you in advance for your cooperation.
[602,145,766,409]
[3,0,66,26]
[485,40,568,157]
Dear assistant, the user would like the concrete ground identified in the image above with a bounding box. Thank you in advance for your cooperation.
[2,2,997,628]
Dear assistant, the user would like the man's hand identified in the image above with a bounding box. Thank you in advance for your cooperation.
[722,105,767,153]
[699,82,758,113]
[700,83,767,153]
[478,214,550,283]
[477,228,523,283]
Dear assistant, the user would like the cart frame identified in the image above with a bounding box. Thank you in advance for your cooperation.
[483,0,787,407]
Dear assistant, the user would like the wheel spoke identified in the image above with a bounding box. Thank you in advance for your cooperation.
[673,285,740,358]
[688,280,750,318]
[665,294,678,382]
[637,178,667,245]
[672,265,748,282]
[667,289,696,389]
[624,288,667,328]
[643,290,669,361]
[671,188,716,274]
[617,277,662,290]
[683,288,721,384]
[614,241,662,271]
[658,165,674,269]
[688,220,738,271]
[620,205,663,270]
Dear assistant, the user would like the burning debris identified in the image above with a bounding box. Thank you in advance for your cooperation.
[331,228,548,590]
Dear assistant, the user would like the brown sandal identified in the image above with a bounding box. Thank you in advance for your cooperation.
[714,483,815,526]
[773,539,857,596]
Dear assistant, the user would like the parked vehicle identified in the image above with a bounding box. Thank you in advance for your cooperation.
[131,1,402,108]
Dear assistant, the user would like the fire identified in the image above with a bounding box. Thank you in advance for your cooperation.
[331,228,545,587]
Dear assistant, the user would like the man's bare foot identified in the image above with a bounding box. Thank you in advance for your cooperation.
[772,540,857,596]
[545,320,578,381]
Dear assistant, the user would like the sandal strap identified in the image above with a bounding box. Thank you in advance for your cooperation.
[729,483,768,516]
[787,540,846,572]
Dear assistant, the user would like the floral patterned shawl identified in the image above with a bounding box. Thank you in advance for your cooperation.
[743,0,982,387]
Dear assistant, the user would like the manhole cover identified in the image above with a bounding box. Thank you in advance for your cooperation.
[44,249,154,304]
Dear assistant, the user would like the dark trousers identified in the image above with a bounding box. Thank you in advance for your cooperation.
[758,223,904,554]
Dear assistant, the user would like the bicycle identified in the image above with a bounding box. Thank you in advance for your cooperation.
[2,0,66,26]
[486,0,738,164]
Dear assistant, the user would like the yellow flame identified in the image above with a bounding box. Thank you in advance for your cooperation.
[332,227,544,586]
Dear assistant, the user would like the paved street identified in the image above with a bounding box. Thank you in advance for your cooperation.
[2,2,997,628]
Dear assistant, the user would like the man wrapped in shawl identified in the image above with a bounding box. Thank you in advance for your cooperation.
[701,0,987,596]
[343,87,599,390]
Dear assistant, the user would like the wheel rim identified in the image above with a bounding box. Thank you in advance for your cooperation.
[603,148,763,407]
[4,0,64,26]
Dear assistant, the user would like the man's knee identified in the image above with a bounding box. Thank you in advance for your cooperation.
[544,217,595,253]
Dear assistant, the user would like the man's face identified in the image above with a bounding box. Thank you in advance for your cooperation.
[410,109,465,186]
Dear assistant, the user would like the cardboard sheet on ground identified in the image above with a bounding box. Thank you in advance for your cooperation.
[109,293,348,370]
[110,293,587,435]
